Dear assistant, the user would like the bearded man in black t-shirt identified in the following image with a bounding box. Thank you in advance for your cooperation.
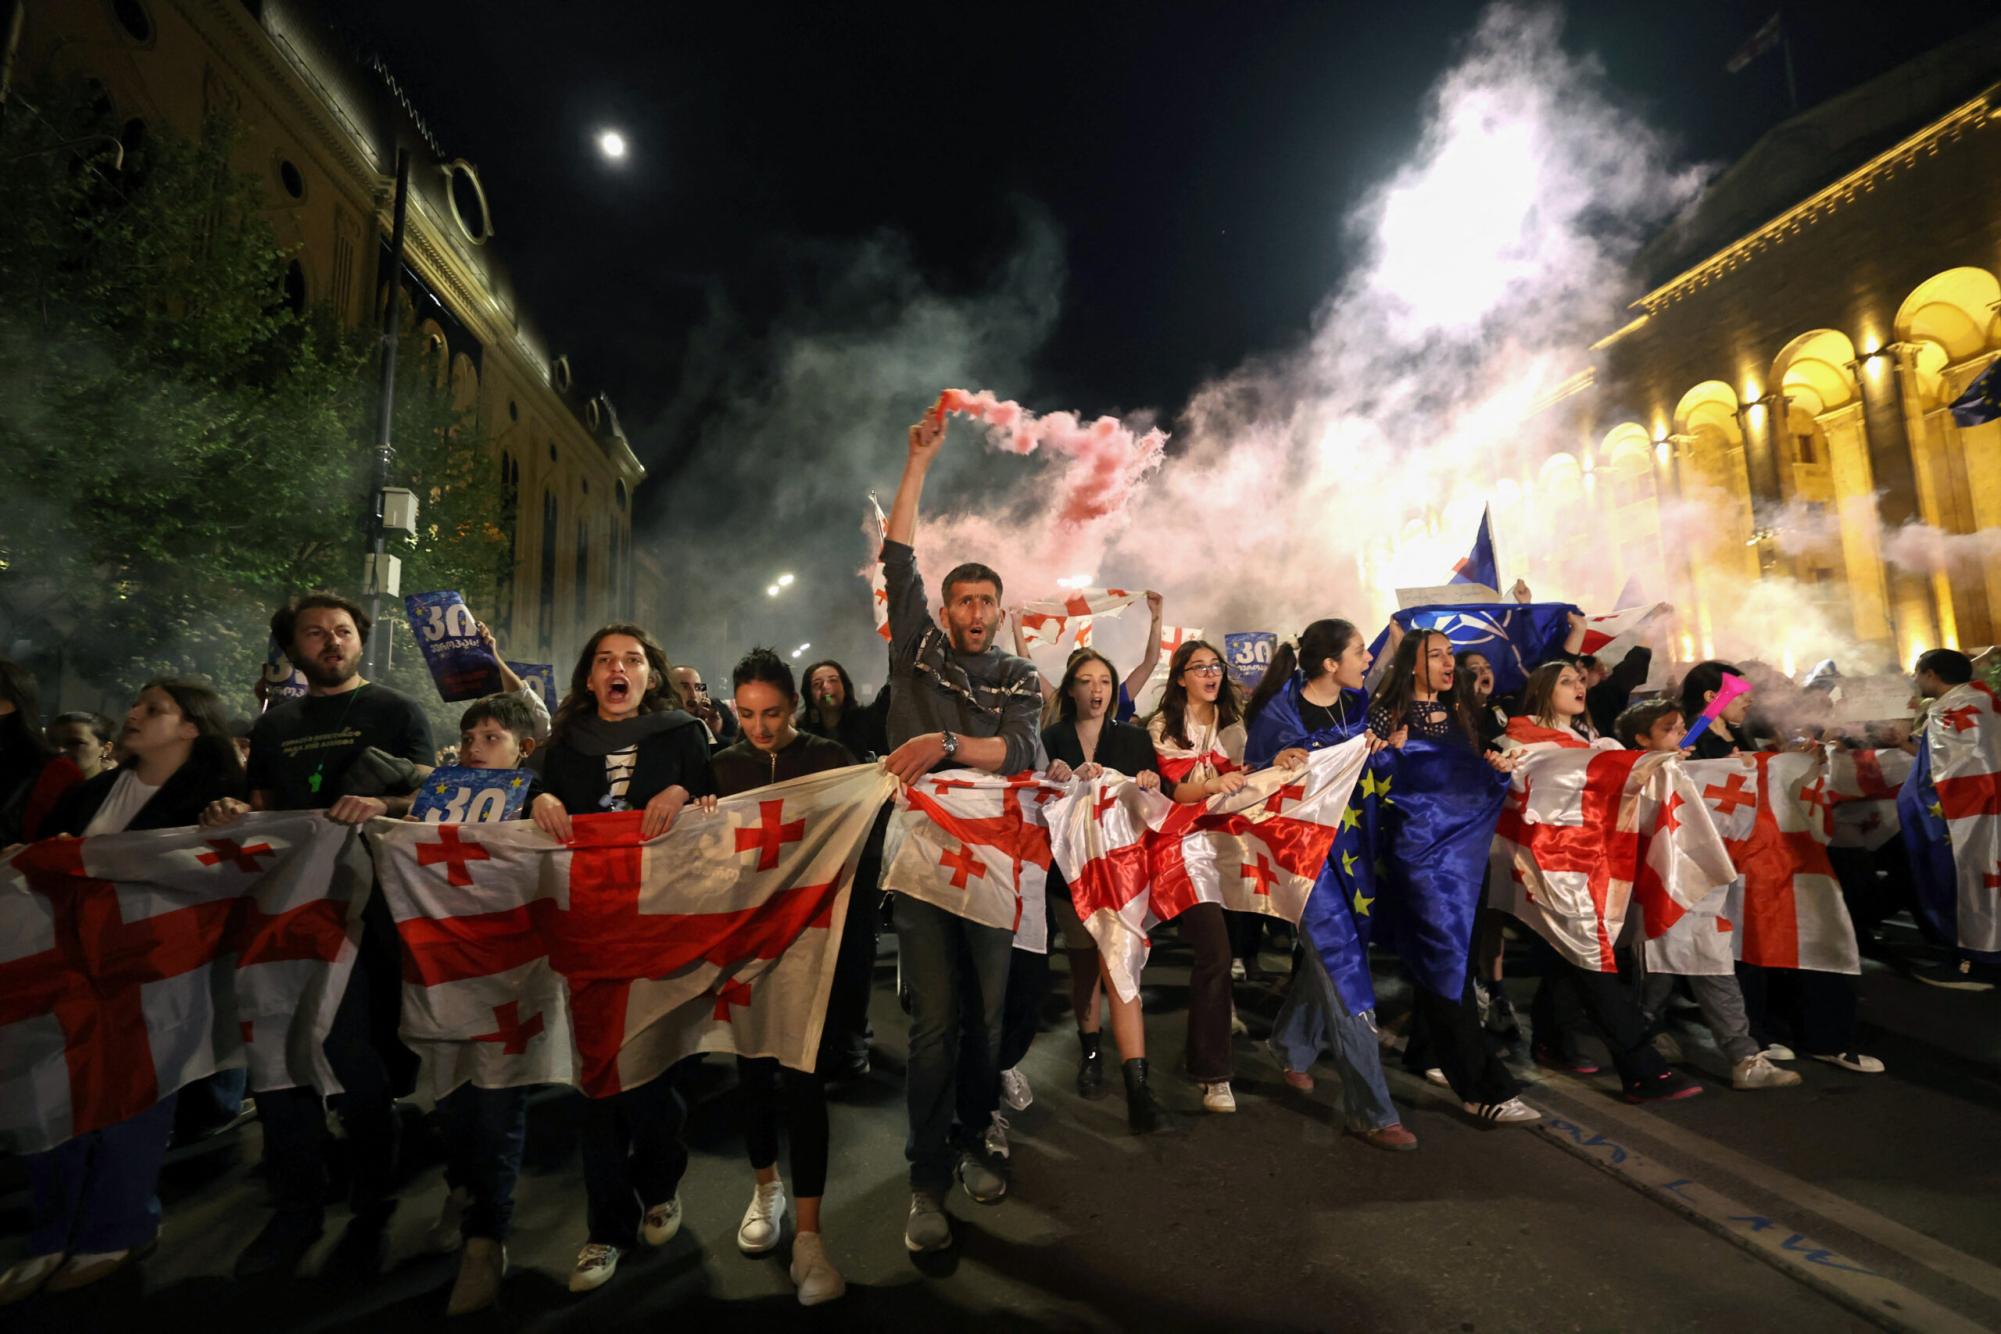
[202,591,433,1278]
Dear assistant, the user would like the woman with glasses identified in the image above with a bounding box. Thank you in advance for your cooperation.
[1146,640,1248,1114]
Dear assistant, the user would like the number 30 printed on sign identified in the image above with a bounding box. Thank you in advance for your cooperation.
[410,766,533,823]
[1224,631,1277,688]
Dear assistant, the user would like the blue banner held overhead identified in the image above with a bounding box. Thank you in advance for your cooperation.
[1449,506,1498,589]
[261,639,308,707]
[1224,632,1278,688]
[410,765,534,823]
[404,590,503,703]
[508,660,557,714]
[1366,600,1578,698]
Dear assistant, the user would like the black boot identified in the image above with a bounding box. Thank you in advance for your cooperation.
[1122,1058,1180,1135]
[1076,1031,1107,1099]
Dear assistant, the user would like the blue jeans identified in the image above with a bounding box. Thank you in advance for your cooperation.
[27,1093,177,1256]
[1270,927,1399,1131]
[893,894,1012,1192]
[438,1084,530,1241]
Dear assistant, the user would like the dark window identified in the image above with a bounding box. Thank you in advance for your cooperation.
[548,442,557,464]
[447,162,490,242]
[507,399,519,422]
[539,488,558,655]
[615,479,627,511]
[111,0,153,43]
[119,118,146,156]
[281,259,306,314]
[278,158,304,199]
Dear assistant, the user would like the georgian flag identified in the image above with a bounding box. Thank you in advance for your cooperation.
[370,764,897,1099]
[1491,725,1737,973]
[1047,740,1370,1001]
[1689,750,1862,974]
[1045,773,1158,1002]
[0,815,368,1153]
[862,495,891,642]
[1132,624,1204,716]
[1020,588,1143,622]
[1578,602,1670,669]
[881,769,1063,952]
[1916,683,2001,953]
[1826,745,1913,851]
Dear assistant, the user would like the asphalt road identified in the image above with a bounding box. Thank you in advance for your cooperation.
[3,916,1996,1333]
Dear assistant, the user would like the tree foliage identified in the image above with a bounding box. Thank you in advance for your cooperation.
[0,90,507,730]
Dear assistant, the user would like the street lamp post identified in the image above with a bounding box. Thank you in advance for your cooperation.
[363,148,410,679]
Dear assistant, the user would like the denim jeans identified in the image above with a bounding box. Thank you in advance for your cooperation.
[27,1093,177,1256]
[438,1084,530,1241]
[579,1071,688,1246]
[1270,928,1400,1131]
[893,894,1012,1192]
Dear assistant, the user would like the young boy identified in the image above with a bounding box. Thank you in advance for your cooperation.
[419,692,541,1315]
[1617,699,1802,1092]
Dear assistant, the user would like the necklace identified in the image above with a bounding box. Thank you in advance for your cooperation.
[305,684,368,796]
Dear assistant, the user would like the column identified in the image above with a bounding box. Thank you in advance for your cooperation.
[1857,345,1943,662]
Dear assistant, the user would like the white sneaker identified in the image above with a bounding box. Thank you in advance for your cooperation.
[789,1231,846,1306]
[1201,1081,1237,1113]
[737,1179,787,1255]
[569,1241,620,1293]
[999,1066,1033,1112]
[1424,1067,1450,1088]
[428,1185,471,1253]
[982,1111,1011,1161]
[1811,1051,1885,1074]
[0,1253,63,1307]
[1732,1054,1804,1089]
[1464,1097,1540,1125]
[1230,959,1248,982]
[1761,1043,1796,1062]
[1229,1007,1249,1037]
[641,1194,683,1247]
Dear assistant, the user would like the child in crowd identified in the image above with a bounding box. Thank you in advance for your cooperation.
[419,691,545,1315]
[1616,699,1801,1091]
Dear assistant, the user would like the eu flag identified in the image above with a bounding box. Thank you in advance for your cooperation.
[1366,601,1579,697]
[1367,734,1510,999]
[1449,506,1499,589]
[1950,359,2001,428]
[1897,740,1999,963]
[1307,750,1392,1014]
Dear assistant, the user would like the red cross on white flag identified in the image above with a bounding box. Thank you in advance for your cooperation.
[881,769,1063,952]
[0,815,366,1153]
[1020,588,1144,622]
[375,763,897,1099]
[1577,602,1670,667]
[1041,740,1371,1002]
[1920,681,2001,954]
[1672,749,1863,974]
[1489,720,1737,976]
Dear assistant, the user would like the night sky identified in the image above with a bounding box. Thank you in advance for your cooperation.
[330,1,1993,515]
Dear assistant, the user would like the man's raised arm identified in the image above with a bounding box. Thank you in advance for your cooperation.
[885,400,947,547]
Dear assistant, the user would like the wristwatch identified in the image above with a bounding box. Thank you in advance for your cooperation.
[940,729,959,760]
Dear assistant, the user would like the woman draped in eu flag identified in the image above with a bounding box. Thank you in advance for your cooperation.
[1366,630,1540,1125]
[1244,619,1417,1152]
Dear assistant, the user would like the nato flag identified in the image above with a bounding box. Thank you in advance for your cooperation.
[1449,507,1499,589]
[1949,358,2001,428]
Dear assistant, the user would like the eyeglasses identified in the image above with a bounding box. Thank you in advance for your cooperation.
[1184,663,1226,677]
[688,682,708,693]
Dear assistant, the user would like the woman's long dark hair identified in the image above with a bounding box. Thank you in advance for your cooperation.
[1245,619,1361,726]
[550,623,678,742]
[1053,648,1120,725]
[1518,660,1589,732]
[1149,639,1241,749]
[1377,629,1481,747]
[141,676,245,790]
[1678,659,1742,721]
[0,658,53,758]
[796,658,857,731]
